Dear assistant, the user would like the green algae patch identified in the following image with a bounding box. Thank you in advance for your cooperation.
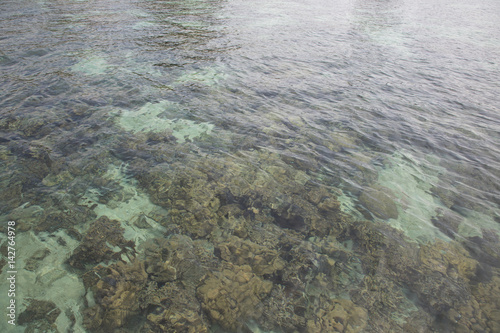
[117,101,214,143]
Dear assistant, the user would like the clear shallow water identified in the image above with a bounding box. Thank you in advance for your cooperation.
[1,0,500,331]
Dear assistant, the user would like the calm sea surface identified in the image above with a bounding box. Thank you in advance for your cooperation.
[1,0,500,331]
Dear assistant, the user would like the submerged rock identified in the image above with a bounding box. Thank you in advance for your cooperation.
[18,299,61,332]
[431,208,463,239]
[33,205,97,234]
[42,170,74,187]
[359,185,398,220]
[7,204,44,227]
[24,247,51,271]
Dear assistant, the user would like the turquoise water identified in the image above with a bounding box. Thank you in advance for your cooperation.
[1,0,499,331]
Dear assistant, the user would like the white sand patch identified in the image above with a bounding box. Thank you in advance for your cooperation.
[0,229,86,332]
[71,55,111,75]
[120,51,163,78]
[458,209,500,239]
[78,163,168,248]
[375,150,500,242]
[132,21,156,30]
[175,67,226,87]
[375,150,451,243]
[117,101,214,143]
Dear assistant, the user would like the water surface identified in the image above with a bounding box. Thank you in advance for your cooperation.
[1,0,500,331]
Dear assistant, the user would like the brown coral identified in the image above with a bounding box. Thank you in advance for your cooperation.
[140,235,216,288]
[140,281,210,333]
[215,235,285,276]
[68,216,135,269]
[197,263,273,331]
[306,298,368,333]
[84,259,148,331]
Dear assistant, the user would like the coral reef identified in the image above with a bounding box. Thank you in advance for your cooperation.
[215,235,285,276]
[80,234,219,332]
[260,284,308,331]
[0,141,55,211]
[197,263,273,331]
[140,281,210,333]
[83,259,148,331]
[431,158,500,216]
[306,298,368,333]
[68,216,135,269]
[2,91,499,333]
[140,234,216,286]
[18,299,61,333]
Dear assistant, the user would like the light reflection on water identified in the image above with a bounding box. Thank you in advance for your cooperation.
[1,0,500,331]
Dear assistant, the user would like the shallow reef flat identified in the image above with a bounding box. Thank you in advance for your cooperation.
[1,0,500,330]
[1,119,499,332]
